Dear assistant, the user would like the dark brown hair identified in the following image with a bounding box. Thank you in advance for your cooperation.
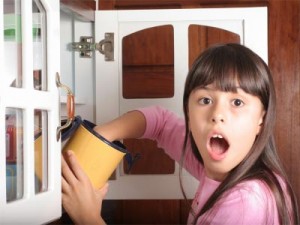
[181,43,299,224]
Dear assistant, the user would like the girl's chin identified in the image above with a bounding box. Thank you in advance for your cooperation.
[204,161,232,181]
[205,170,227,182]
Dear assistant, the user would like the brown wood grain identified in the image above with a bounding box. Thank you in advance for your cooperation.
[122,25,174,99]
[188,25,240,67]
[123,139,175,174]
[268,0,300,206]
[99,0,268,10]
[60,0,96,21]
[114,200,181,224]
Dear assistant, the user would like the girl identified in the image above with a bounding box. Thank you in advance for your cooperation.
[62,43,299,224]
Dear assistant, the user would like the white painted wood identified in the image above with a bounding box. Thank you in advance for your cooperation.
[95,7,267,199]
[0,0,61,223]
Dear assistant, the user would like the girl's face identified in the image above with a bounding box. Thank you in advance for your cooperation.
[188,83,265,181]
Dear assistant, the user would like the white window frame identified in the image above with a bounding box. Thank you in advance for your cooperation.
[0,0,61,223]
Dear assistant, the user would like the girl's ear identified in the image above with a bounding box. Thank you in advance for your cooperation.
[256,111,266,135]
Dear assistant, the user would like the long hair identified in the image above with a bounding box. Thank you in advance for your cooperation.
[181,43,299,224]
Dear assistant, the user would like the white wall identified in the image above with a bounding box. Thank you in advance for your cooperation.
[60,11,95,123]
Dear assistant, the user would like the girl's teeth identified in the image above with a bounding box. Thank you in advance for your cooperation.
[213,134,223,138]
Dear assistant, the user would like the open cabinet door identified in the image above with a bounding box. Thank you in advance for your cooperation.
[95,7,267,199]
[0,0,61,223]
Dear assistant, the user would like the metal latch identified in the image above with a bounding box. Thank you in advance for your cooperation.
[72,33,114,61]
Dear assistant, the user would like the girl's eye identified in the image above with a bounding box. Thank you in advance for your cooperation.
[232,99,244,107]
[199,97,212,105]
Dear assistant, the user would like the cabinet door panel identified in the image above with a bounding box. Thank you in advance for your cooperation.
[122,25,174,99]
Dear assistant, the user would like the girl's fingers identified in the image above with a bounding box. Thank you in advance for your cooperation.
[61,151,76,186]
[61,175,69,194]
[100,183,109,197]
[95,183,109,201]
[62,150,90,186]
[63,150,89,182]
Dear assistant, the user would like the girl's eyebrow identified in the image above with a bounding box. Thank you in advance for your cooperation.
[194,85,243,92]
[194,86,213,91]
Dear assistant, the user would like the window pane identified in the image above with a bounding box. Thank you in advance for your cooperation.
[4,0,22,87]
[6,108,24,202]
[34,109,48,193]
[33,0,47,91]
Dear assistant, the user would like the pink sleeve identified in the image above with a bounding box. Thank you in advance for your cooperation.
[138,106,185,161]
[138,106,203,179]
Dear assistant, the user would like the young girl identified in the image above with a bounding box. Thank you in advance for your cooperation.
[62,43,299,224]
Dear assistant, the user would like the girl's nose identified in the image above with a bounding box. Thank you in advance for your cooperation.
[212,114,225,123]
[211,99,226,123]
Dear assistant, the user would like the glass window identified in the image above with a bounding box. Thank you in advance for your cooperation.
[4,0,22,88]
[6,108,24,202]
[33,0,47,91]
[34,109,48,194]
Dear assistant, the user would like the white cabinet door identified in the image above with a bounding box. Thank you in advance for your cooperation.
[0,0,61,223]
[95,7,267,199]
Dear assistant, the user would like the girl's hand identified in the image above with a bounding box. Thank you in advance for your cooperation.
[62,150,108,225]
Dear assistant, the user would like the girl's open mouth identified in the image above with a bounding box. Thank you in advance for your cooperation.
[208,134,229,161]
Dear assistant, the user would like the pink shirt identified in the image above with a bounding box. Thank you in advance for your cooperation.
[139,106,281,225]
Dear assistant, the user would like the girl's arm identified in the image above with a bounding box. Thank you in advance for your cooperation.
[93,110,146,142]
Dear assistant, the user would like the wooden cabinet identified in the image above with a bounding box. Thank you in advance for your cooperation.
[105,3,299,225]
[99,0,268,10]
[93,7,267,225]
[59,1,300,224]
